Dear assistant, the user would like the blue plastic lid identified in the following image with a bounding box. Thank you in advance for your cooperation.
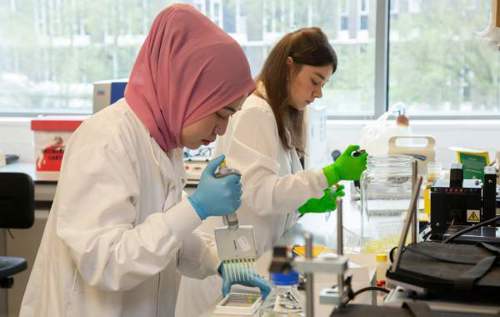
[270,270,299,286]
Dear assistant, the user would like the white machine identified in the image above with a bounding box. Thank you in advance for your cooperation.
[92,79,128,113]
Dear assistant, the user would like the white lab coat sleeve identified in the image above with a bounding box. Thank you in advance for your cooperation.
[56,140,203,291]
[175,191,220,279]
[225,106,328,216]
[177,229,219,279]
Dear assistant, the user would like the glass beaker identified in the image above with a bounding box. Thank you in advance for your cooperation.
[359,155,415,255]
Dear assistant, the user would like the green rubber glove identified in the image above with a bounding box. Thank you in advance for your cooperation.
[322,145,368,186]
[298,185,345,215]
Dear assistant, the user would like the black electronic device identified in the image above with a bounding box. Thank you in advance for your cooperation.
[430,164,499,242]
[442,225,500,243]
[430,178,482,235]
[482,166,497,220]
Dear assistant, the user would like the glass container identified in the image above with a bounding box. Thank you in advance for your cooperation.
[359,155,415,254]
[259,270,303,317]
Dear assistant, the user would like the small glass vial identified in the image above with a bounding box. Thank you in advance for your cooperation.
[259,270,303,317]
[375,253,389,287]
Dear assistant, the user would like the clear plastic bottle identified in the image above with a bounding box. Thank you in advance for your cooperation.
[259,270,303,317]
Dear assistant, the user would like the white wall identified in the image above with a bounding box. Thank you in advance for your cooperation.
[0,118,34,163]
[1,119,500,168]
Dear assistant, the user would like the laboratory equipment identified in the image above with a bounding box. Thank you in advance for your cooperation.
[359,155,416,254]
[388,135,435,176]
[359,103,412,157]
[375,254,388,287]
[213,292,262,316]
[385,286,500,317]
[268,200,350,317]
[387,223,500,303]
[259,270,303,316]
[431,164,500,243]
[214,163,259,289]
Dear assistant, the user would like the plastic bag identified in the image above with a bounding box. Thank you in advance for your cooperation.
[359,103,411,156]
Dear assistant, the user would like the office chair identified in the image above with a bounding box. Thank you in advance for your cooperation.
[0,172,34,288]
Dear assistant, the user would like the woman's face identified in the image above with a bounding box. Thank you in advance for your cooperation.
[287,58,333,111]
[181,96,245,149]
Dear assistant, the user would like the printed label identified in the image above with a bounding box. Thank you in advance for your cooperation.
[236,236,251,252]
[36,136,65,171]
[467,209,481,223]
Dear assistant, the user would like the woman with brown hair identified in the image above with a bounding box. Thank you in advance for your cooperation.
[212,26,367,248]
[176,27,367,316]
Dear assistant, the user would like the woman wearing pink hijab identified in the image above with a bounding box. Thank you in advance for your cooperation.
[20,4,268,317]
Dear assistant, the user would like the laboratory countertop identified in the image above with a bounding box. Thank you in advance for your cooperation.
[0,162,377,254]
[0,163,58,202]
[0,162,41,182]
[0,162,198,203]
[0,163,398,255]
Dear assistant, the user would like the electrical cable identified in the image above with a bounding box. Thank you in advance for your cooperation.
[421,229,432,241]
[442,215,500,244]
[336,275,390,306]
[342,286,390,305]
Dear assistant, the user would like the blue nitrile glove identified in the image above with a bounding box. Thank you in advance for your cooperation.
[188,155,242,220]
[298,185,345,215]
[322,144,368,186]
[219,263,271,300]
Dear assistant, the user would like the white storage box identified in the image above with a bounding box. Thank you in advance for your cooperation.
[93,79,127,113]
[31,118,83,181]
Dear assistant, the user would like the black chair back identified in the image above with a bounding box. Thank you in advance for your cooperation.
[0,172,35,288]
[0,172,35,228]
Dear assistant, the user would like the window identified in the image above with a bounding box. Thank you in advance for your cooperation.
[390,0,399,17]
[388,0,499,116]
[339,0,349,32]
[359,0,369,31]
[0,0,497,118]
[0,0,376,117]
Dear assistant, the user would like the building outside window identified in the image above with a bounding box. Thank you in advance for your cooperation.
[0,0,498,118]
[388,0,498,116]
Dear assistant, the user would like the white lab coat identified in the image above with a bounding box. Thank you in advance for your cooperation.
[20,99,219,317]
[176,93,328,316]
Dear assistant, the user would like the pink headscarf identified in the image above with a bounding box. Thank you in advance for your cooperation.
[125,4,255,152]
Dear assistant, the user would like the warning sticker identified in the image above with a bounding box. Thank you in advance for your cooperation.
[467,210,481,223]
